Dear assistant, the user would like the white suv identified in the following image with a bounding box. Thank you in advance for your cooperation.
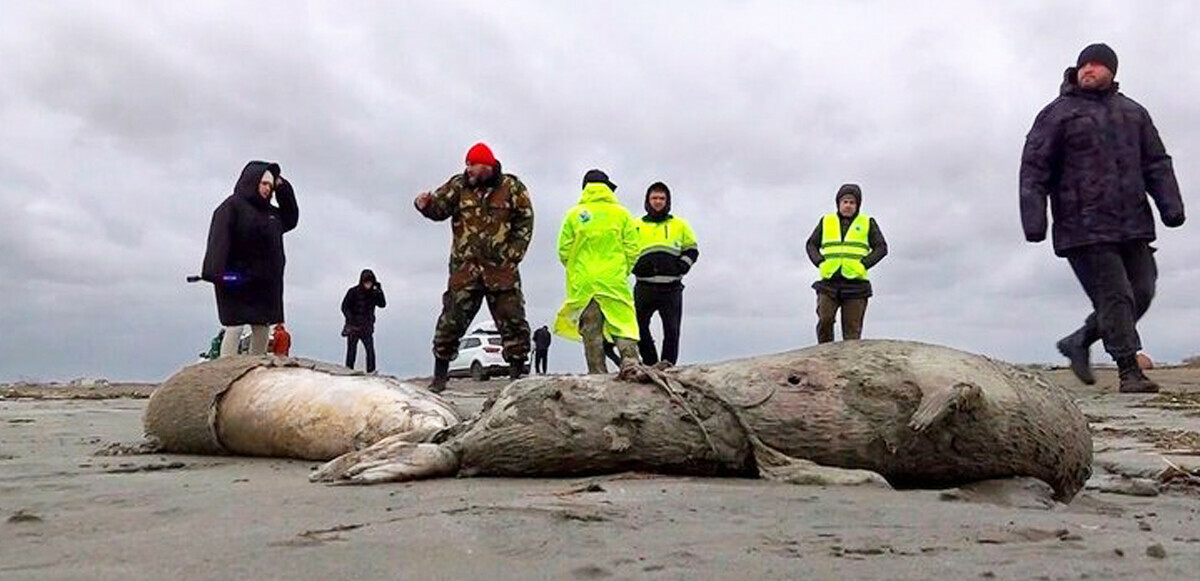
[448,325,509,381]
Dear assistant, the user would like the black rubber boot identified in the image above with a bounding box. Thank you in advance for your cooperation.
[429,358,450,393]
[507,359,525,381]
[1056,334,1095,385]
[1116,355,1159,394]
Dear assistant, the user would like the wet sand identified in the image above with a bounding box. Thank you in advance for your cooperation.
[2,367,1199,580]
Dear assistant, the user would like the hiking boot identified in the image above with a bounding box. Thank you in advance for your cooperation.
[508,360,525,381]
[1056,335,1095,385]
[1117,355,1159,393]
[429,358,450,394]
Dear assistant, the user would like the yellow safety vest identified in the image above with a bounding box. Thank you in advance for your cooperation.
[819,213,871,280]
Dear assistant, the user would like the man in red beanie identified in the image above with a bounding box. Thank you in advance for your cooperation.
[1021,43,1185,393]
[415,143,535,392]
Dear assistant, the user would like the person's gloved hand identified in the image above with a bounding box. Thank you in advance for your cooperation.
[677,258,692,275]
[1163,212,1186,228]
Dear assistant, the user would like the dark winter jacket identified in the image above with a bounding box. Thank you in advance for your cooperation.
[341,269,387,336]
[533,326,552,350]
[1020,67,1185,256]
[806,201,887,299]
[202,161,299,325]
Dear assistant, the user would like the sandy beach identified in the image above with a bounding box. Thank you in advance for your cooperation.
[3,366,1199,580]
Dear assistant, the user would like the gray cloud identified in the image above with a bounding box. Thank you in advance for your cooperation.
[2,0,1196,381]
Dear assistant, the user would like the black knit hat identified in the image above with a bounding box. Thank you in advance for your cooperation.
[835,183,862,206]
[582,169,617,191]
[1077,43,1118,76]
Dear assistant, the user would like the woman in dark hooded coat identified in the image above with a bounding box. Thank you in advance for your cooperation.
[202,161,299,356]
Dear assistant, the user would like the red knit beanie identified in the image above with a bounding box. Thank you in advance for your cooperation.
[465,142,497,167]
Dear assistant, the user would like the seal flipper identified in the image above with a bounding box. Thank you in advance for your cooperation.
[908,381,983,433]
[751,433,889,487]
[311,436,461,484]
[757,454,890,487]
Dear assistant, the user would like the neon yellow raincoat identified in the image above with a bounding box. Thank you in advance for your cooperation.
[553,183,641,341]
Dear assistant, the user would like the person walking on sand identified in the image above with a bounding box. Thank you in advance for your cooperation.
[1021,43,1185,393]
[341,269,387,373]
[805,183,888,343]
[415,143,534,392]
[554,170,641,374]
[202,161,299,357]
[532,325,552,374]
[632,181,699,366]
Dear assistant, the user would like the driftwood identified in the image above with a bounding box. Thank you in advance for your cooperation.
[313,340,1093,501]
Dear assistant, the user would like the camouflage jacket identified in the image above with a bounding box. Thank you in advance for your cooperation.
[419,171,534,291]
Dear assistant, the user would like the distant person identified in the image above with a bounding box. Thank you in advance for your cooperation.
[1021,43,1185,393]
[554,170,641,374]
[632,181,699,366]
[341,269,387,373]
[270,323,291,357]
[415,143,534,392]
[532,325,552,374]
[201,329,224,360]
[805,184,888,343]
[201,161,299,357]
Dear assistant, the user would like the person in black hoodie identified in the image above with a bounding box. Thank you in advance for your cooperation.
[341,269,387,373]
[202,161,299,357]
[1020,43,1185,393]
[532,325,552,374]
[805,184,887,344]
[631,182,699,366]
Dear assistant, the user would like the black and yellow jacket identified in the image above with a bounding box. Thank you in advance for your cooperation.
[631,184,699,286]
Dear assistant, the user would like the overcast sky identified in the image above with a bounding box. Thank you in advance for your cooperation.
[1,1,1195,382]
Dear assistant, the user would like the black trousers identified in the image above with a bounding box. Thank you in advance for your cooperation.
[346,334,377,372]
[635,283,684,365]
[1065,242,1157,359]
[534,348,548,374]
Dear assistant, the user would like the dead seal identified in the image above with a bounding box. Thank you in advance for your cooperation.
[313,340,1093,501]
[143,356,460,460]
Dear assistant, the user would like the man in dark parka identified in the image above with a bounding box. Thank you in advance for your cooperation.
[1020,43,1185,393]
[202,161,299,356]
[341,268,387,373]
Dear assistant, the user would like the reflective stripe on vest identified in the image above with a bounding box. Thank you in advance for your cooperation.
[819,213,871,280]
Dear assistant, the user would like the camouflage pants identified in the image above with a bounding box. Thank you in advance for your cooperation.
[580,299,638,374]
[433,286,530,364]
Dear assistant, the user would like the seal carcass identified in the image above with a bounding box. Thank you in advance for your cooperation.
[144,356,460,460]
[313,340,1093,501]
